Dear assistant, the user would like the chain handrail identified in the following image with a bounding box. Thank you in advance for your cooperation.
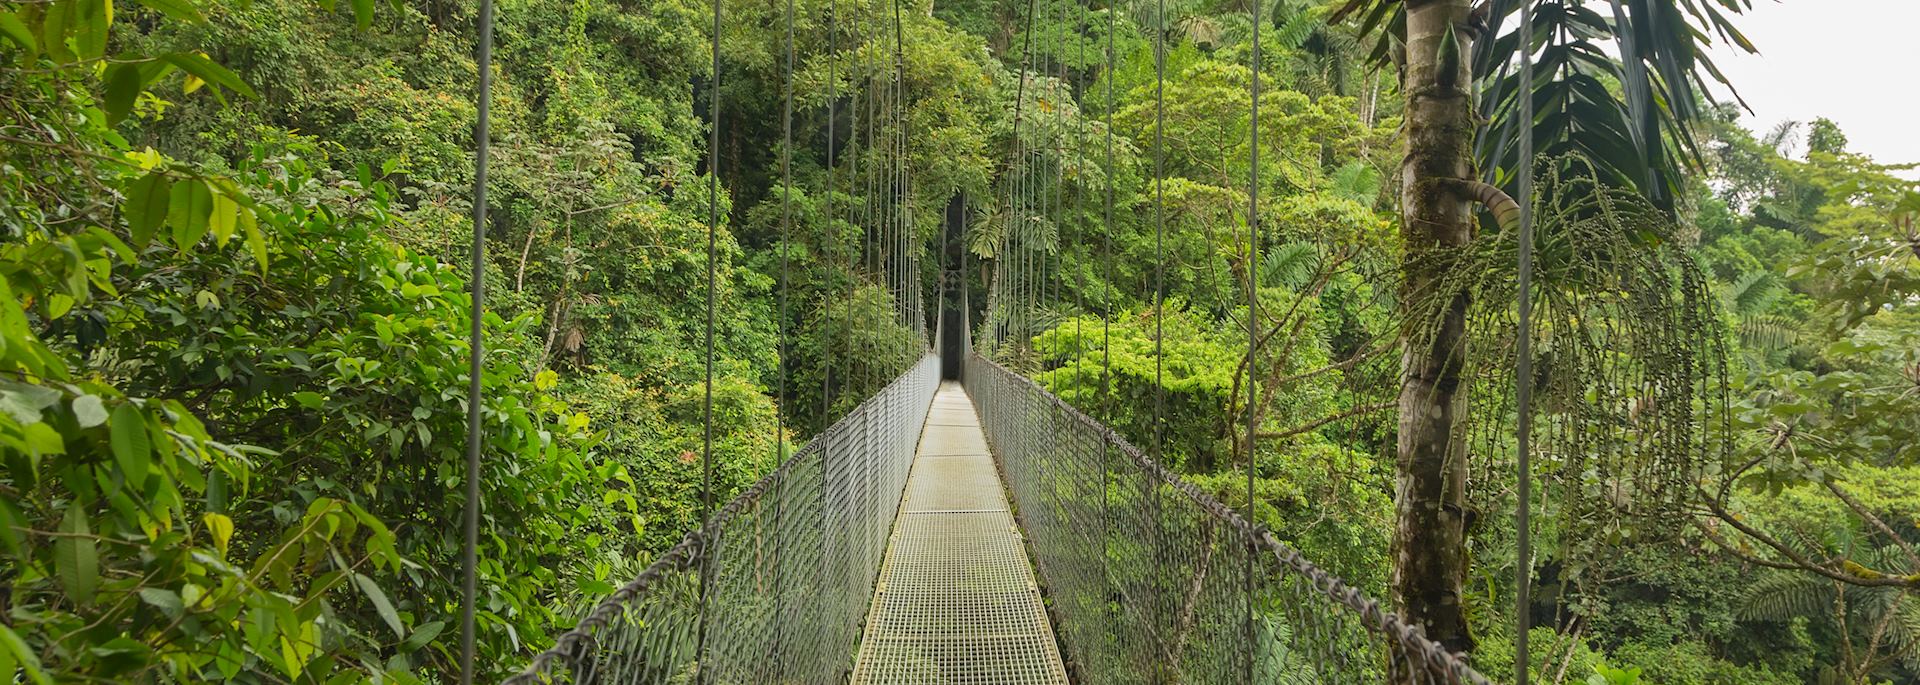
[966,352,1495,685]
[504,354,939,684]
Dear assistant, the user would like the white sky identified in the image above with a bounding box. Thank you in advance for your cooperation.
[1703,0,1920,177]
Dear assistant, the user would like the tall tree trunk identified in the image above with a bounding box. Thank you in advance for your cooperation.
[1392,0,1477,662]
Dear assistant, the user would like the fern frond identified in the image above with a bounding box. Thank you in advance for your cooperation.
[1261,242,1320,289]
[1727,270,1784,315]
[1737,315,1800,354]
[1272,6,1320,50]
[1893,601,1920,671]
[1739,571,1833,622]
[1330,161,1381,206]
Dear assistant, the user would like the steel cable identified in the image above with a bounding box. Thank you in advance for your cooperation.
[458,0,493,679]
[692,0,722,667]
[770,0,797,671]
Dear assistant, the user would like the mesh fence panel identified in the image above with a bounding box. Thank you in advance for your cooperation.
[965,353,1496,685]
[506,354,940,685]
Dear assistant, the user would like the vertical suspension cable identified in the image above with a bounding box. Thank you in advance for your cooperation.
[1100,0,1114,421]
[1013,51,1026,350]
[777,0,795,467]
[694,0,723,670]
[878,15,891,330]
[1243,0,1261,678]
[1035,2,1050,343]
[1514,1,1538,682]
[1098,0,1116,561]
[1040,0,1054,325]
[1071,0,1087,375]
[1150,0,1166,460]
[852,5,868,393]
[1014,16,1025,351]
[1147,0,1169,671]
[771,0,796,671]
[1096,0,1117,662]
[893,0,911,339]
[886,17,898,330]
[457,0,493,681]
[895,10,906,334]
[1051,0,1065,315]
[1004,0,1038,352]
[1024,4,1037,348]
[823,0,839,428]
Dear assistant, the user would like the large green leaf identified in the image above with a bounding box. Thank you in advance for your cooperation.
[71,0,108,60]
[0,10,38,53]
[169,178,212,248]
[55,505,98,607]
[40,0,74,62]
[0,623,51,685]
[351,573,404,638]
[103,62,143,124]
[161,52,257,99]
[109,402,150,485]
[123,171,170,247]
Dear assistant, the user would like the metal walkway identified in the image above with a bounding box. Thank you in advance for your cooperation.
[851,382,1070,684]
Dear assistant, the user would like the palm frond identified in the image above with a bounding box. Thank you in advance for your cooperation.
[1328,1,1757,213]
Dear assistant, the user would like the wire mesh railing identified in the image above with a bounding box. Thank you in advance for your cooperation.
[965,353,1495,685]
[505,353,939,684]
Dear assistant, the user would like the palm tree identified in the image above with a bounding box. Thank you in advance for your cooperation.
[1326,0,1756,659]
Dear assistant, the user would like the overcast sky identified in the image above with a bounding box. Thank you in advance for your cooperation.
[1703,0,1919,176]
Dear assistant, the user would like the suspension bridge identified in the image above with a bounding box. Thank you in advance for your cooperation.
[453,0,1528,679]
[502,337,1494,684]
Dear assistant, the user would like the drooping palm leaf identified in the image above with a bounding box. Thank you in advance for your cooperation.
[1329,0,1757,212]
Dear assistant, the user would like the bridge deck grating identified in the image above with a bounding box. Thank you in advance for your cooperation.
[852,382,1069,685]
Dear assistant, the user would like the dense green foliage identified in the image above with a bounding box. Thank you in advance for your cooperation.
[0,0,972,678]
[971,2,1919,684]
[2,0,1915,681]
